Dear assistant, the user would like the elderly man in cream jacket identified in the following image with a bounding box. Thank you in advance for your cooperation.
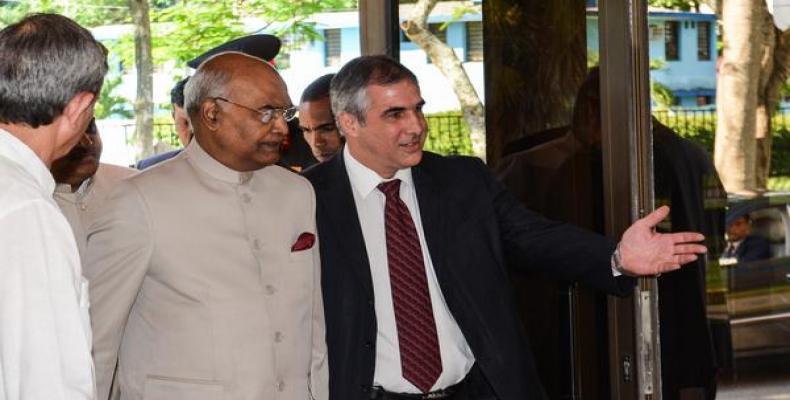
[85,52,327,400]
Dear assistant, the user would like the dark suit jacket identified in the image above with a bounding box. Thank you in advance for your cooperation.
[304,150,633,400]
[735,235,771,263]
[135,149,181,170]
[653,122,725,398]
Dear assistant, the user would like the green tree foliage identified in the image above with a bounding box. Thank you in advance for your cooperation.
[647,0,701,11]
[103,0,356,74]
[0,0,132,27]
[95,74,134,119]
[1,0,357,121]
[2,0,357,68]
[150,1,247,67]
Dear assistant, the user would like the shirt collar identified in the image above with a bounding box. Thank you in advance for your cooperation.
[55,175,93,196]
[343,145,413,199]
[185,138,255,185]
[0,128,56,196]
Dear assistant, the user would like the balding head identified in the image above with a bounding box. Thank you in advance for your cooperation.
[183,52,293,171]
[184,52,282,119]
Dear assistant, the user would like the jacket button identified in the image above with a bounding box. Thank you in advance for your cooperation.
[364,341,373,349]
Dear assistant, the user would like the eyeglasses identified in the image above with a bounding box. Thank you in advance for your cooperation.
[212,97,297,124]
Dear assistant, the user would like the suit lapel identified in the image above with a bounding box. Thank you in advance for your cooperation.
[319,151,375,297]
[412,160,448,277]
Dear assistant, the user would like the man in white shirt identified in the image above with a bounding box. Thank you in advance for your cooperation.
[0,13,107,400]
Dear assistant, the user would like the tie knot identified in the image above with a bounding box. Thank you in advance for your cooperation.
[378,179,401,198]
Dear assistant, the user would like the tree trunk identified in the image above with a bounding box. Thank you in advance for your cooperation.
[130,0,154,159]
[756,25,790,188]
[715,0,763,194]
[401,0,487,160]
[716,0,790,193]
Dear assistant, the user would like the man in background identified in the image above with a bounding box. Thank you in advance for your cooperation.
[135,77,190,169]
[0,13,106,399]
[299,73,343,162]
[52,118,136,258]
[724,213,771,262]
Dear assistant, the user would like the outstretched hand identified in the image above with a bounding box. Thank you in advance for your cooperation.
[619,206,707,276]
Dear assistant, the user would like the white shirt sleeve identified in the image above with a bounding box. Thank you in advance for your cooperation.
[0,200,95,400]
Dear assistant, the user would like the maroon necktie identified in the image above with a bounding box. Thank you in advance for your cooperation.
[378,179,442,393]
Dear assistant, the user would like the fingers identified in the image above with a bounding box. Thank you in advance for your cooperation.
[658,262,682,273]
[657,255,698,275]
[639,205,670,228]
[676,254,699,265]
[666,231,706,244]
[674,244,707,255]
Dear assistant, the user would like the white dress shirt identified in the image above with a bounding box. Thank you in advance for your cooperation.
[0,129,95,400]
[343,146,475,393]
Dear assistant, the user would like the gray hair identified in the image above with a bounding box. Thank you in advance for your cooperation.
[0,13,107,128]
[329,55,418,126]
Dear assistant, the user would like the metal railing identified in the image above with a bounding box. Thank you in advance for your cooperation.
[123,113,475,156]
[122,109,790,147]
[121,123,181,147]
[652,107,790,134]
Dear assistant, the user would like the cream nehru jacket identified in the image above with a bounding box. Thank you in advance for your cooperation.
[84,140,327,400]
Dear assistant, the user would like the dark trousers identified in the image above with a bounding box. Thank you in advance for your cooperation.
[453,364,498,400]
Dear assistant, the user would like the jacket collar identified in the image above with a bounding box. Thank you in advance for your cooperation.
[342,145,414,199]
[185,139,254,184]
[317,147,448,288]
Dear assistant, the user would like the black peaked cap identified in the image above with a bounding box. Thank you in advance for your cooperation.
[187,34,281,68]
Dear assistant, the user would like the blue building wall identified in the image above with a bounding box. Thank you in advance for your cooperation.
[650,12,717,107]
[586,10,717,107]
[282,16,483,113]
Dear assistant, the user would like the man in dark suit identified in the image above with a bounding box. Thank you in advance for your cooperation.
[724,214,771,262]
[303,55,706,400]
[135,77,190,169]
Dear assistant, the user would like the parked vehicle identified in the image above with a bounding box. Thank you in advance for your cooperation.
[709,193,790,360]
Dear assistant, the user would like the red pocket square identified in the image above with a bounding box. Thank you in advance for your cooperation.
[291,232,315,252]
